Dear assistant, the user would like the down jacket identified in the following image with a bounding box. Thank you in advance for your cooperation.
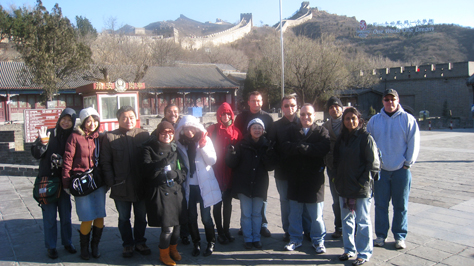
[207,102,243,192]
[142,135,188,227]
[175,115,222,208]
[333,128,380,199]
[281,123,330,203]
[225,134,275,201]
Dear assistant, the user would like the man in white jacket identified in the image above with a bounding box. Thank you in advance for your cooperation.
[366,88,420,250]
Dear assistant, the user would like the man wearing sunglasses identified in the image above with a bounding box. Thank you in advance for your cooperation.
[366,88,420,250]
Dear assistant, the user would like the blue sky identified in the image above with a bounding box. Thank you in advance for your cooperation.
[3,0,473,30]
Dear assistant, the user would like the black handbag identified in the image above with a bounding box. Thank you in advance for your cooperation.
[70,138,102,197]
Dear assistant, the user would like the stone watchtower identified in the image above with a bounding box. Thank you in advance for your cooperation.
[240,13,253,27]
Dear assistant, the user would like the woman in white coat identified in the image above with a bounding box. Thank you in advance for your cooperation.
[175,115,222,257]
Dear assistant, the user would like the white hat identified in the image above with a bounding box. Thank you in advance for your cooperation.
[247,118,265,131]
[79,107,100,124]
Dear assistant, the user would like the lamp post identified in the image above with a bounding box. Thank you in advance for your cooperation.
[279,0,285,99]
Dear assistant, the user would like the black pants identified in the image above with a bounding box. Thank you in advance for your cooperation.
[213,188,232,235]
[159,225,180,249]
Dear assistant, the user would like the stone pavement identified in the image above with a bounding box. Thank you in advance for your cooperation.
[0,129,473,266]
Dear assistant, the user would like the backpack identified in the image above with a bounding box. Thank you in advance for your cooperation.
[33,175,61,205]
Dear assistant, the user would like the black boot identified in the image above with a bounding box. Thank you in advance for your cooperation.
[91,226,103,258]
[203,226,216,256]
[79,230,90,260]
[203,242,215,257]
[192,242,201,257]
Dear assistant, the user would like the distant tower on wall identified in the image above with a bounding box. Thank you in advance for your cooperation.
[240,13,253,27]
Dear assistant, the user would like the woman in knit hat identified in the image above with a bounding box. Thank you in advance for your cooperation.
[141,121,187,266]
[225,118,275,249]
[62,107,106,260]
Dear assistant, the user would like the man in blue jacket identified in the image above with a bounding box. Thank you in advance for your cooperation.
[367,89,420,250]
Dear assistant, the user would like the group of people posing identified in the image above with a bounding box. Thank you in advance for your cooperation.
[32,88,419,266]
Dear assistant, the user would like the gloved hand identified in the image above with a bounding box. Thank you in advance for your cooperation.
[227,144,236,155]
[64,188,71,195]
[297,143,310,154]
[199,132,208,148]
[166,170,178,180]
[38,126,50,144]
[51,153,63,169]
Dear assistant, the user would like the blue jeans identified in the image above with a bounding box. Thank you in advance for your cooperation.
[114,199,148,247]
[340,197,373,260]
[288,200,326,245]
[188,185,215,243]
[238,194,264,242]
[374,168,411,240]
[41,190,72,249]
[275,179,290,233]
[327,168,342,232]
[277,179,311,235]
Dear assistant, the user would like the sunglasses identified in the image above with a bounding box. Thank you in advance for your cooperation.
[284,104,296,108]
[160,130,174,136]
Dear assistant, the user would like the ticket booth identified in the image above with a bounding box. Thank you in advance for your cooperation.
[76,79,145,132]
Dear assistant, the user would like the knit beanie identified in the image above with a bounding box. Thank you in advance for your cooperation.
[79,107,100,124]
[326,96,343,111]
[156,121,174,135]
[247,118,265,131]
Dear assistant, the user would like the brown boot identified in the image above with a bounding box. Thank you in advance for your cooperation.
[169,244,181,261]
[159,247,176,266]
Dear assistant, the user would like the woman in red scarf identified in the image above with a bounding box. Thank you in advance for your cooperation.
[207,102,243,244]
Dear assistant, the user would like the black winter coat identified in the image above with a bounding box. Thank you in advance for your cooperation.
[142,136,187,227]
[281,123,330,203]
[225,135,275,200]
[333,128,380,199]
[31,108,76,182]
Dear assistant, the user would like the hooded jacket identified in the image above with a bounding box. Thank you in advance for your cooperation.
[31,108,77,181]
[206,102,243,191]
[366,105,420,171]
[175,115,222,208]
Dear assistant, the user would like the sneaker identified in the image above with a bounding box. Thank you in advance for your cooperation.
[135,243,151,255]
[395,239,406,249]
[313,243,326,254]
[122,246,134,258]
[374,237,385,247]
[284,242,302,251]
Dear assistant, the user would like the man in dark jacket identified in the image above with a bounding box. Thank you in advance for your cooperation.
[322,96,344,238]
[101,106,150,257]
[234,91,273,237]
[268,95,310,242]
[281,104,330,254]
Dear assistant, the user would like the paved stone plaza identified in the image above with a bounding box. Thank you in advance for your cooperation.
[0,129,473,265]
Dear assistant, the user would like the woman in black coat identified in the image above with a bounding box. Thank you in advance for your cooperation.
[225,118,275,249]
[333,107,380,266]
[142,121,187,266]
[31,108,78,259]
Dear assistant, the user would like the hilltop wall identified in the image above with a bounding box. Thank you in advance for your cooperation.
[180,16,253,49]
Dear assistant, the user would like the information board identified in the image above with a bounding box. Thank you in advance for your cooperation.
[24,109,63,143]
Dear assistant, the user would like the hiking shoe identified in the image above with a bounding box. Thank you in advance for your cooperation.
[374,237,385,247]
[122,246,134,258]
[284,242,302,251]
[395,239,406,249]
[313,243,326,254]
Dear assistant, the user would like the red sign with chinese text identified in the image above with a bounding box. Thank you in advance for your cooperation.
[24,109,63,143]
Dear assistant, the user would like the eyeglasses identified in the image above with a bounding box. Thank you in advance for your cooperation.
[160,130,174,136]
[284,104,296,108]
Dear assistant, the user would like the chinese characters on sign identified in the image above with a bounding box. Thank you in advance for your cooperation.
[93,82,145,91]
[24,109,63,143]
[356,19,435,38]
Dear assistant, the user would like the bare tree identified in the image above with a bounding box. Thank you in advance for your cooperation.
[149,38,182,66]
